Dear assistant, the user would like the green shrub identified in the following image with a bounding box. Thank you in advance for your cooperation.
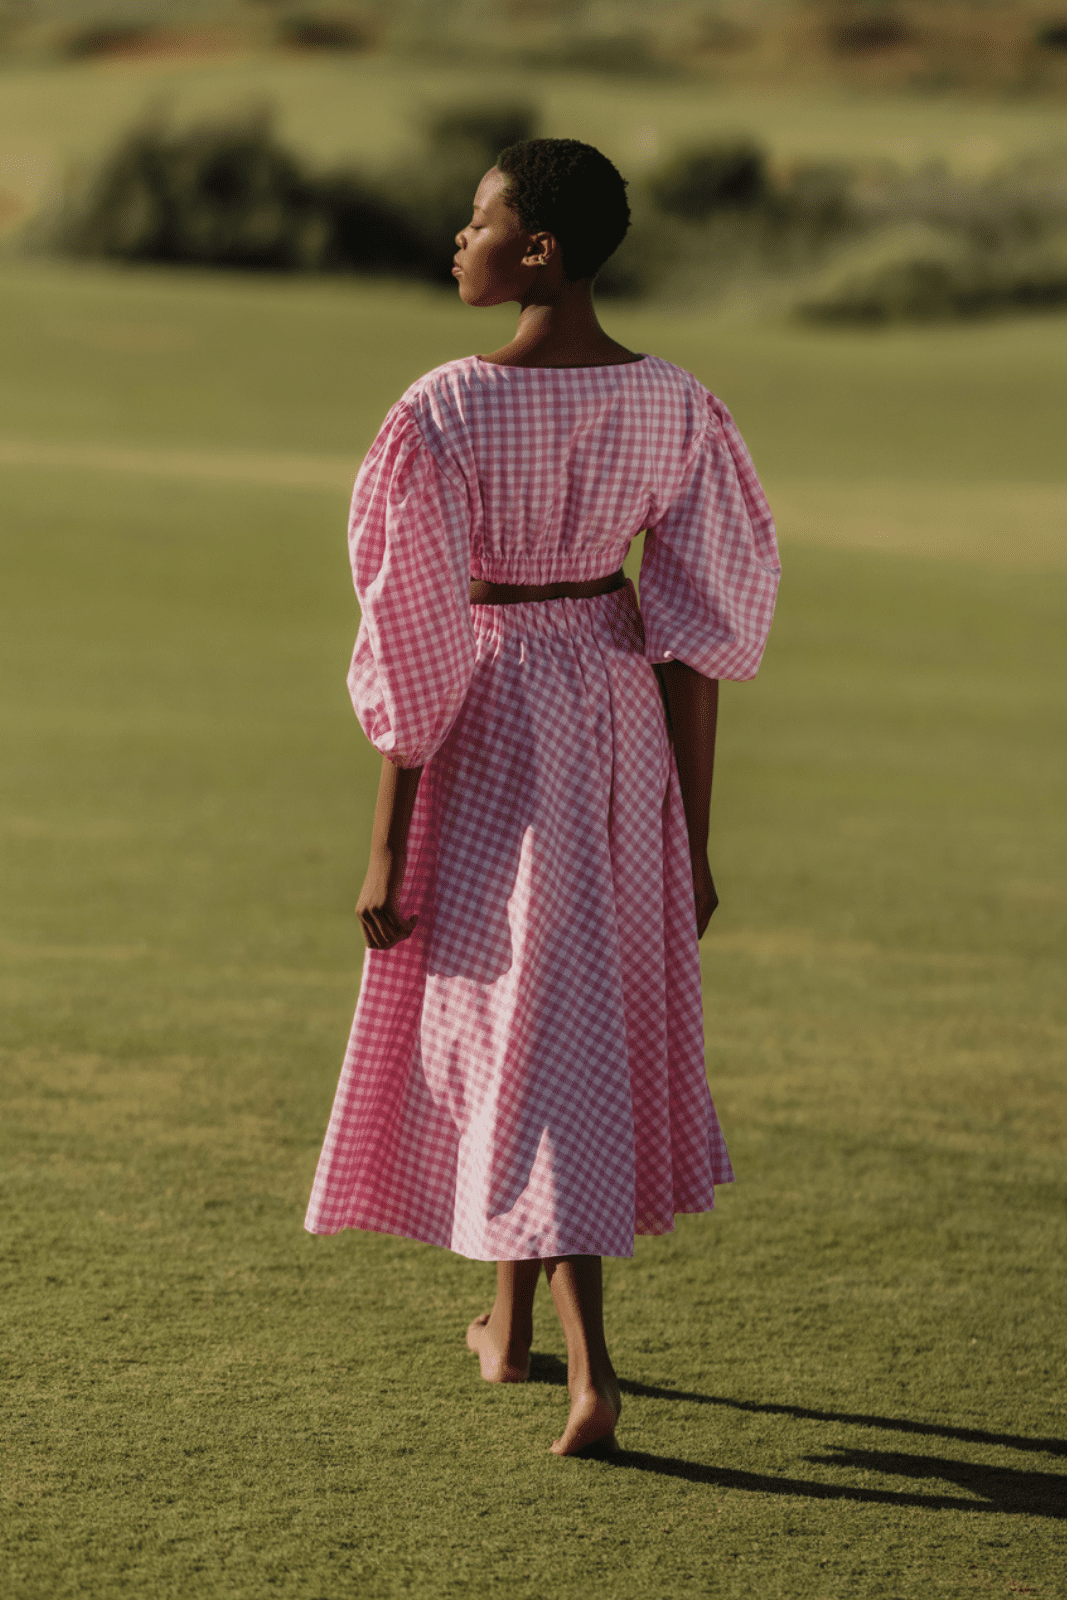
[773,161,856,239]
[648,140,768,220]
[786,152,1067,321]
[857,156,1067,252]
[53,102,539,283]
[57,113,326,270]
[519,33,674,78]
[625,144,859,302]
[1036,20,1067,51]
[830,13,914,54]
[278,14,376,51]
[797,225,1067,321]
[424,105,538,160]
[313,171,428,274]
[63,23,158,59]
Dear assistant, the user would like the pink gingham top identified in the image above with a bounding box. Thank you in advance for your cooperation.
[347,355,779,768]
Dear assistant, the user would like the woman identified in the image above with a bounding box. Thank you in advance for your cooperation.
[305,139,780,1456]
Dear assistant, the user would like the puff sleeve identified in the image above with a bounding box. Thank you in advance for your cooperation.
[640,394,780,680]
[346,401,476,767]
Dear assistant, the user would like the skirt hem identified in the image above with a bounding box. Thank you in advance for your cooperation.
[303,1185,732,1262]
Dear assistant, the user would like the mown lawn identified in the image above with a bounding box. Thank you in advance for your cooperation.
[1,263,1065,1599]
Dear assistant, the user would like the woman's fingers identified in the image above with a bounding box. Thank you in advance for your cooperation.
[697,881,719,937]
[380,909,417,946]
[358,905,418,950]
[358,908,387,948]
[355,840,417,950]
[692,857,719,938]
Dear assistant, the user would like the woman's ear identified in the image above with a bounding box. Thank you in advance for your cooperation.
[522,231,559,269]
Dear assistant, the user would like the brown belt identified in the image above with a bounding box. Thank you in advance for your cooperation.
[470,569,626,605]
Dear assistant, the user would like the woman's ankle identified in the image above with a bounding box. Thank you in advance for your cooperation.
[488,1298,533,1354]
[490,1259,541,1347]
[566,1351,617,1398]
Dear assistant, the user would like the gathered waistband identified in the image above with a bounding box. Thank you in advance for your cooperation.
[470,578,645,651]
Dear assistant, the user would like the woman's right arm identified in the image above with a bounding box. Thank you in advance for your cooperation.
[356,758,423,949]
[346,399,476,951]
[655,661,720,937]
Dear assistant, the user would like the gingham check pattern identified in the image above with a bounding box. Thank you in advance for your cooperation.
[305,357,780,1260]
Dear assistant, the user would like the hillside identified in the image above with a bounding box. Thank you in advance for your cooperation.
[4,0,1067,96]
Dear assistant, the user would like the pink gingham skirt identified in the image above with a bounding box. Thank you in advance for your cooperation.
[305,582,734,1260]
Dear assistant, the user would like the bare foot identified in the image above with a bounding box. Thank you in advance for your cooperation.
[466,1312,530,1384]
[550,1379,622,1456]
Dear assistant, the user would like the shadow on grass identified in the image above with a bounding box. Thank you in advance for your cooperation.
[529,1351,1067,1511]
[601,1448,1067,1518]
[527,1352,1066,1459]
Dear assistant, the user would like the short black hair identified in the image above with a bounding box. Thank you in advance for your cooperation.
[495,138,630,282]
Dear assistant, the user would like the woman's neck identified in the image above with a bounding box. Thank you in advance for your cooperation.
[481,284,640,368]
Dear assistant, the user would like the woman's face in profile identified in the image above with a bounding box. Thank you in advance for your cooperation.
[453,168,542,306]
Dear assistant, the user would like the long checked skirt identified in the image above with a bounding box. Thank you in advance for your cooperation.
[305,583,733,1260]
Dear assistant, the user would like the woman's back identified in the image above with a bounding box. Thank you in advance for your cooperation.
[402,355,709,584]
[349,356,778,776]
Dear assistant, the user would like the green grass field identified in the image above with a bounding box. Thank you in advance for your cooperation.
[1,259,1065,1599]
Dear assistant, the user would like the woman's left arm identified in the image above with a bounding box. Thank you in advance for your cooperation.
[655,660,720,937]
[356,758,423,949]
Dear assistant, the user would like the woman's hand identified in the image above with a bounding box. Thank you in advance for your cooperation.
[357,758,424,950]
[356,844,417,950]
[692,852,719,938]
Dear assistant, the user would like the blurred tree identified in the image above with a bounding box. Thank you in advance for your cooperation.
[425,105,538,159]
[1036,20,1067,51]
[55,101,540,282]
[278,13,377,51]
[59,113,324,269]
[648,140,768,221]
